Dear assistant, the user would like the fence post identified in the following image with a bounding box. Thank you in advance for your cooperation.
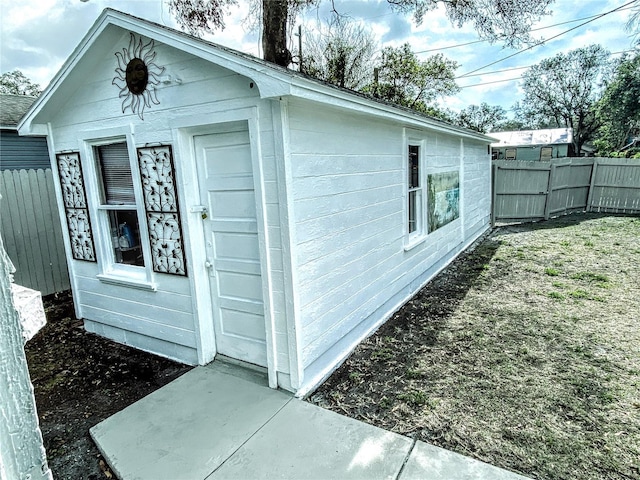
[586,158,598,212]
[491,163,497,227]
[543,162,555,220]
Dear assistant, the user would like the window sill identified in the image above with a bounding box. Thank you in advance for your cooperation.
[404,234,426,251]
[96,273,157,291]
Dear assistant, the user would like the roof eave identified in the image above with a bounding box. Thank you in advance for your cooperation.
[288,80,494,143]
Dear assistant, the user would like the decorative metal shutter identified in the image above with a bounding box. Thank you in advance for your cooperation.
[137,145,187,276]
[55,152,96,262]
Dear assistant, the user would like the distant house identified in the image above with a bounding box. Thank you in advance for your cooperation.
[491,128,574,161]
[0,95,49,170]
[18,9,493,396]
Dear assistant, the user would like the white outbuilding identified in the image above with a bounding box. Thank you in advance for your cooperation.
[19,9,493,396]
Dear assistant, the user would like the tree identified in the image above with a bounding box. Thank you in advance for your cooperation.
[388,0,553,48]
[594,52,640,155]
[627,2,640,45]
[364,43,459,114]
[170,0,317,66]
[0,70,41,96]
[300,20,378,90]
[455,103,506,133]
[518,45,611,156]
[169,0,554,66]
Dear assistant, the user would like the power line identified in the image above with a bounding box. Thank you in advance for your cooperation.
[459,77,522,89]
[415,5,637,55]
[457,0,639,79]
[458,65,530,79]
[458,49,637,89]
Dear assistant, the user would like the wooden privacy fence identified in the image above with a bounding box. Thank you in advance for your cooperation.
[0,169,70,296]
[493,157,640,224]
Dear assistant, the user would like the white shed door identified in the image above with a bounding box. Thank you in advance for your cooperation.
[195,130,267,367]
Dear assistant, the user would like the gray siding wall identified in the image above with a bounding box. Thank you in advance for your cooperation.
[0,130,50,171]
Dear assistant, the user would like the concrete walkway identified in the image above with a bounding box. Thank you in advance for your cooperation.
[91,362,530,480]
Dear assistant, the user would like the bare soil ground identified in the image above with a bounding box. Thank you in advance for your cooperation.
[25,293,192,479]
[310,213,640,480]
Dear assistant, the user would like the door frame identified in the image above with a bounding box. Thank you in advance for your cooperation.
[171,106,277,388]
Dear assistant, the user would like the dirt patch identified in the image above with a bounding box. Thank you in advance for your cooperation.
[25,292,192,479]
[310,213,640,480]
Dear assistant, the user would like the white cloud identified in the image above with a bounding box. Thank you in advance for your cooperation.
[0,0,635,113]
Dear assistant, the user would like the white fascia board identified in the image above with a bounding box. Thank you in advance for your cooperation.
[286,81,494,143]
[17,14,115,136]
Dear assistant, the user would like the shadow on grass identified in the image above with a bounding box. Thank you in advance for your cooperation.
[497,211,640,233]
[310,233,502,411]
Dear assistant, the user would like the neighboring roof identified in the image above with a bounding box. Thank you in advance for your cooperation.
[1,94,38,129]
[491,128,573,147]
[19,8,493,143]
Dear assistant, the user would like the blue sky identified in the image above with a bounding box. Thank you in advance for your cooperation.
[1,0,637,117]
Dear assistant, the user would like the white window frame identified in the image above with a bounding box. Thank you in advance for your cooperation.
[405,137,426,250]
[79,128,156,290]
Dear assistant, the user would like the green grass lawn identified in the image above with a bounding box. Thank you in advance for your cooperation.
[310,214,640,480]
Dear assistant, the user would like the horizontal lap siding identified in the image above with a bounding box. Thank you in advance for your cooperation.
[463,141,492,236]
[47,35,262,365]
[287,101,406,368]
[72,262,198,363]
[287,107,492,371]
[0,131,51,171]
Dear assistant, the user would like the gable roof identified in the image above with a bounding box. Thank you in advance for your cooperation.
[19,8,492,143]
[1,94,38,129]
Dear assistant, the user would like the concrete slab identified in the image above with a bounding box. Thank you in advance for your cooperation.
[399,441,529,480]
[90,363,291,480]
[207,399,412,480]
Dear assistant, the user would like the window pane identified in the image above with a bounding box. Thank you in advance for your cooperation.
[108,210,144,266]
[408,190,417,234]
[97,142,135,205]
[408,145,420,188]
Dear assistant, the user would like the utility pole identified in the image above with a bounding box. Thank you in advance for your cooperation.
[298,24,303,74]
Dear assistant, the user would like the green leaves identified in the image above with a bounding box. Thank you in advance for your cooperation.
[364,43,459,114]
[519,44,611,155]
[455,103,507,133]
[594,52,640,155]
[388,0,554,48]
[0,70,41,96]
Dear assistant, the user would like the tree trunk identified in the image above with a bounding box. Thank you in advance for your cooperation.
[262,0,291,67]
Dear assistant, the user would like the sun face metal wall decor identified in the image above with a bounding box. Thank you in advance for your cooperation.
[112,33,165,120]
